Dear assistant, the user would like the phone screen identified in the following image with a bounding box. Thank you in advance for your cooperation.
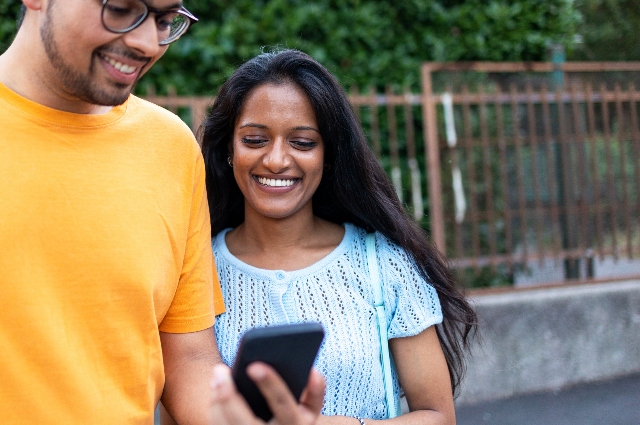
[231,322,325,421]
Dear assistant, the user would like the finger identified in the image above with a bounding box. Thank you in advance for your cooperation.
[210,364,257,425]
[246,362,300,424]
[299,368,326,415]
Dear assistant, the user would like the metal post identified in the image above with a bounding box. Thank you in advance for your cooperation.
[550,44,565,90]
[550,45,580,279]
[421,64,446,253]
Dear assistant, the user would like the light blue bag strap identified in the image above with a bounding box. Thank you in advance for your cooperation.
[365,233,400,418]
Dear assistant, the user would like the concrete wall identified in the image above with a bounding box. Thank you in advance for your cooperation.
[456,279,640,405]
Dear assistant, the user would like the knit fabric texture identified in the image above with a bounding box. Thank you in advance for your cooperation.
[213,223,443,419]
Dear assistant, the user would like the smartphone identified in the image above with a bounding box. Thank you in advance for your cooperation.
[231,322,325,421]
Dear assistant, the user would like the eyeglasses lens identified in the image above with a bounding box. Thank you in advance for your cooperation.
[103,0,147,31]
[161,13,188,44]
[102,0,191,44]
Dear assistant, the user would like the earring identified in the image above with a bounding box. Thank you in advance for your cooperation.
[324,163,331,171]
[227,156,233,167]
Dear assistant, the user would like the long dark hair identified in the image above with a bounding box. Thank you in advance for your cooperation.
[200,49,477,396]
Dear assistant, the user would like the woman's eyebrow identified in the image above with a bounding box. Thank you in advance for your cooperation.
[291,126,320,133]
[238,124,320,134]
[238,123,268,129]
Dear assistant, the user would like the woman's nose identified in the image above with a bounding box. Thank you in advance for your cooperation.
[263,140,290,171]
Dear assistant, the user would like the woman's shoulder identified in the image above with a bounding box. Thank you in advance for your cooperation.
[343,225,414,271]
[362,229,422,276]
[346,224,402,254]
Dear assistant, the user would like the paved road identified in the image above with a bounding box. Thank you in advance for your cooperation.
[456,373,640,425]
[155,373,640,424]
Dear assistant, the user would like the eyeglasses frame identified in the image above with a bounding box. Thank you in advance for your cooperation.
[100,0,198,46]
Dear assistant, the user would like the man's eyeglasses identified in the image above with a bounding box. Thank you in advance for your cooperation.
[101,0,198,46]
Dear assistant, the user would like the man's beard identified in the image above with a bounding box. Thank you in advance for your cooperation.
[39,9,135,107]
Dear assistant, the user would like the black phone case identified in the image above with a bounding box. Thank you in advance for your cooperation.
[231,322,325,421]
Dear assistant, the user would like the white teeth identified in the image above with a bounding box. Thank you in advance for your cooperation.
[257,177,296,187]
[101,54,136,74]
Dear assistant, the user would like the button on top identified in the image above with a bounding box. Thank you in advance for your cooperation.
[275,271,285,280]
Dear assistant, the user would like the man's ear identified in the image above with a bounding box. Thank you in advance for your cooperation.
[22,0,44,12]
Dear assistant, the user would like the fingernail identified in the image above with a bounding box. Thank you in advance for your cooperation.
[247,363,266,380]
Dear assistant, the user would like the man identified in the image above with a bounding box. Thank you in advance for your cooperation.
[0,0,324,424]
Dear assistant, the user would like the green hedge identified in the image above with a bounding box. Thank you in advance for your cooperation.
[0,0,21,53]
[146,0,580,94]
[570,0,640,61]
[0,0,580,94]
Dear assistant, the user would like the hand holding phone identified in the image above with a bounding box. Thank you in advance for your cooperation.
[231,322,325,421]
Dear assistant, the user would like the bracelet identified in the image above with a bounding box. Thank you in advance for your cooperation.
[353,416,366,425]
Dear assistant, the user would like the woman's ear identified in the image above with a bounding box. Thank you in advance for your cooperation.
[227,143,234,167]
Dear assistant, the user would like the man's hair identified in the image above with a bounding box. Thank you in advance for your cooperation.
[200,49,478,397]
[17,5,27,30]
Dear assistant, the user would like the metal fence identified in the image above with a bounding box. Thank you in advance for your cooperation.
[143,62,640,288]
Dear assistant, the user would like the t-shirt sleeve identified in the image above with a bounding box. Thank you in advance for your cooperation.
[159,153,216,333]
[212,255,226,315]
[376,233,443,339]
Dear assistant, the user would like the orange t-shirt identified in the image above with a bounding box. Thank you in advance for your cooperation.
[0,83,224,424]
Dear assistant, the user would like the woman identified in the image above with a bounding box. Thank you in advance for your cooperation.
[201,50,477,424]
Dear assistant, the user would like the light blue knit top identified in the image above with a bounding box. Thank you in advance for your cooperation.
[213,223,443,419]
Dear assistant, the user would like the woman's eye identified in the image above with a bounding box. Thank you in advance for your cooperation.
[241,137,268,147]
[291,140,317,150]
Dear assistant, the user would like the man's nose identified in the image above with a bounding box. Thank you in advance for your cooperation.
[121,15,162,58]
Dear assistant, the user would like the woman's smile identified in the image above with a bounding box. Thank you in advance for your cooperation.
[254,176,300,188]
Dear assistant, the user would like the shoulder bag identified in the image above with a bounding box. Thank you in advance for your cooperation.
[365,233,401,418]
